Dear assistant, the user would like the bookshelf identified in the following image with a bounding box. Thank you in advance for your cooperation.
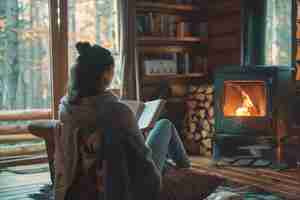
[136,0,209,101]
[135,0,209,133]
[136,0,209,133]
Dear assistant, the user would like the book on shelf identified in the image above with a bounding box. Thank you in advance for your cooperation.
[137,14,151,34]
[137,13,177,37]
[177,22,193,38]
[176,52,191,74]
[142,52,208,75]
[175,0,194,4]
[177,21,208,38]
[137,12,207,38]
[137,0,200,6]
[122,99,167,130]
[143,53,178,75]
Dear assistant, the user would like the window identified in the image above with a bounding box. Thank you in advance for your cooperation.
[264,0,292,65]
[0,0,122,163]
[68,0,121,89]
[0,0,51,162]
[0,0,52,125]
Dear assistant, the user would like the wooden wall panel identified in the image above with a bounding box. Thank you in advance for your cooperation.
[208,0,242,71]
[209,14,241,37]
[208,0,241,16]
[209,51,241,69]
[210,33,241,52]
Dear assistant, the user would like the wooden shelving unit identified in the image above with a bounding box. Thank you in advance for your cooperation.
[137,36,208,46]
[136,2,204,14]
[143,73,206,80]
[135,0,209,105]
[142,73,207,86]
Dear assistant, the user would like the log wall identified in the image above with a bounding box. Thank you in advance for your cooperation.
[208,0,242,71]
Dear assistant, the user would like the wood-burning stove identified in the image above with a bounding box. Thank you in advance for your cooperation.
[213,65,294,161]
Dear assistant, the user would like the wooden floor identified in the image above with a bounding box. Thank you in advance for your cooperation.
[1,158,300,200]
[0,164,51,200]
[191,157,300,200]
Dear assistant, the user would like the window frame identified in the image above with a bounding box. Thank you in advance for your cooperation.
[0,0,121,126]
[242,0,297,69]
[0,0,121,168]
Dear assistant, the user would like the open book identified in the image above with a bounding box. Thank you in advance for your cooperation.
[122,99,166,130]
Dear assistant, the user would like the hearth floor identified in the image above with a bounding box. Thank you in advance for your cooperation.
[191,157,300,200]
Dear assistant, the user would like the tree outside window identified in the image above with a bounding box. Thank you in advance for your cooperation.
[264,0,292,66]
[0,0,120,118]
[0,0,121,159]
[68,0,121,89]
[0,0,51,115]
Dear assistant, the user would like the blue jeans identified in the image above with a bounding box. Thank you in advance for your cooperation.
[146,119,190,173]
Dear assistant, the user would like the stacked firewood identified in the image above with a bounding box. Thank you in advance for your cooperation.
[182,84,215,157]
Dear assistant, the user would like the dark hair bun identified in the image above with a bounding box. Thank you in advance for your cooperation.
[76,42,92,56]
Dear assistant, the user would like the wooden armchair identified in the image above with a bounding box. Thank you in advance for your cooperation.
[28,120,60,184]
[27,120,223,200]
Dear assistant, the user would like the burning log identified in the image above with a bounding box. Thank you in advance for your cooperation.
[232,84,259,116]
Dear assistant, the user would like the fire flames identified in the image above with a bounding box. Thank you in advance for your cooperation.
[235,89,256,116]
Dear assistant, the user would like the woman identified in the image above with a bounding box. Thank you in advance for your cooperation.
[56,42,190,200]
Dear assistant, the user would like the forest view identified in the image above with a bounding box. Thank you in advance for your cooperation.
[0,0,120,115]
[265,0,292,66]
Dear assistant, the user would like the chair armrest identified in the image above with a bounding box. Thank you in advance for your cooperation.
[28,120,61,184]
[28,120,60,140]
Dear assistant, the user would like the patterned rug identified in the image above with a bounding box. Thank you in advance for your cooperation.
[206,181,285,200]
[28,169,285,200]
[29,169,224,200]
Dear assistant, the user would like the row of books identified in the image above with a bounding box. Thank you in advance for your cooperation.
[140,0,200,5]
[137,13,208,37]
[177,21,208,38]
[143,53,208,75]
[174,0,200,4]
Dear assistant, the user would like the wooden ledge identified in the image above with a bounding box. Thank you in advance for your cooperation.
[0,109,51,121]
